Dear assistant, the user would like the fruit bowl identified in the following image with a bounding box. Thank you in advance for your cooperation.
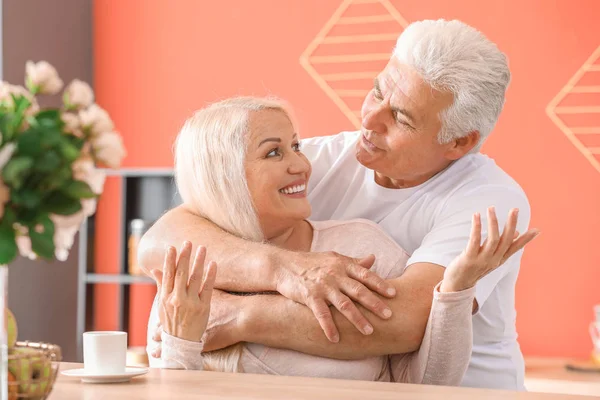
[7,341,62,400]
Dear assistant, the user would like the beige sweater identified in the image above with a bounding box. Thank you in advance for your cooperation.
[148,219,475,385]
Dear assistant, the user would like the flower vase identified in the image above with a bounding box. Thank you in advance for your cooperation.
[0,265,8,400]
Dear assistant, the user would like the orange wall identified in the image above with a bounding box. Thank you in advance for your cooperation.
[94,0,600,357]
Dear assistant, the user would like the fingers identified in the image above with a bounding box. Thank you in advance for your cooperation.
[340,276,392,319]
[308,299,339,343]
[199,261,218,303]
[347,263,396,298]
[466,212,482,257]
[174,241,192,295]
[161,246,177,299]
[151,345,162,359]
[188,246,207,295]
[152,324,163,342]
[482,207,500,254]
[500,229,540,264]
[495,208,518,256]
[151,269,163,287]
[355,254,375,269]
[329,292,373,336]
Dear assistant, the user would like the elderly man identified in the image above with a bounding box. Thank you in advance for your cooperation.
[139,19,536,390]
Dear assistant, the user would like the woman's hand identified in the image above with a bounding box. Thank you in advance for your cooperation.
[441,207,539,293]
[151,241,217,342]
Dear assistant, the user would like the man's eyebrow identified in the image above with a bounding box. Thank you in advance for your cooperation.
[375,77,417,124]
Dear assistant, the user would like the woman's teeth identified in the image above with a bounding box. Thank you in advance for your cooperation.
[279,184,306,194]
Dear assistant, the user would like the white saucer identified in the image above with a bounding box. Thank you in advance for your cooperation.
[61,367,149,383]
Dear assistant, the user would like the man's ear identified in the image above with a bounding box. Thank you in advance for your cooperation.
[445,131,480,160]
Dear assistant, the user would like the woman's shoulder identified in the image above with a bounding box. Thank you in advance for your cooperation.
[309,219,410,261]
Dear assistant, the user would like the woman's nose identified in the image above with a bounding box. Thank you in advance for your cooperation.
[288,152,310,175]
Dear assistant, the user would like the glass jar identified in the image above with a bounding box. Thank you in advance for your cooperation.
[128,219,147,276]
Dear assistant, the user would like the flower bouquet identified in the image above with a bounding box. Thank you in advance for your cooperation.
[0,61,126,399]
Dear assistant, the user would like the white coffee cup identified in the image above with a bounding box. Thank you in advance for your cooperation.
[83,331,127,375]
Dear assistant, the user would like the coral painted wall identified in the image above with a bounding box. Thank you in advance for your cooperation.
[93,0,600,357]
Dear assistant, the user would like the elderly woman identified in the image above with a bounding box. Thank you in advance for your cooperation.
[147,96,534,384]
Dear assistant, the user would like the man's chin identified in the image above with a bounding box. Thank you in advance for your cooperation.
[354,144,377,170]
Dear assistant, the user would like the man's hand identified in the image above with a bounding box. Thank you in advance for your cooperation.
[274,251,396,343]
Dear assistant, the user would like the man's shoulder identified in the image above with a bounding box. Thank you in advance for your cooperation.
[301,131,360,151]
[447,154,529,201]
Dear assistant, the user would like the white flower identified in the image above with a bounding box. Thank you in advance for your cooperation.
[92,131,126,168]
[81,198,98,217]
[79,104,114,136]
[72,158,106,194]
[0,179,9,219]
[16,235,36,260]
[64,79,94,110]
[0,82,39,115]
[61,112,82,137]
[0,143,16,170]
[51,212,86,261]
[25,61,63,95]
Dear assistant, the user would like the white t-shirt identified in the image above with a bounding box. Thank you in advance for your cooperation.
[301,131,531,391]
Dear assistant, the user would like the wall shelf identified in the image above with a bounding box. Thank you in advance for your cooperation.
[85,274,155,285]
[76,168,180,360]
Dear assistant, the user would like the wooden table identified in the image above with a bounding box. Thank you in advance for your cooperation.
[49,362,593,399]
[524,357,600,397]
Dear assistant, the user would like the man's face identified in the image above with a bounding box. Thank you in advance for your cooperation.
[356,57,456,188]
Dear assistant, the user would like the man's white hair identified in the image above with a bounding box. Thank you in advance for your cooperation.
[173,96,297,373]
[393,19,510,150]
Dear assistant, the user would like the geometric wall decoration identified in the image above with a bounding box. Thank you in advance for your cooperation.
[300,0,408,128]
[547,46,600,173]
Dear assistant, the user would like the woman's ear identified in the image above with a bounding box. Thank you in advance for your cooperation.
[445,131,480,160]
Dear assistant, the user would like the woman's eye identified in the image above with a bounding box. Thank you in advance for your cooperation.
[292,142,301,152]
[266,148,280,158]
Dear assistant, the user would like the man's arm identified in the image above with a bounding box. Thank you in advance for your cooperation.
[138,205,398,341]
[233,263,445,359]
[138,205,276,292]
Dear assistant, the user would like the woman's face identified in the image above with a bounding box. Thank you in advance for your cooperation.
[245,109,312,238]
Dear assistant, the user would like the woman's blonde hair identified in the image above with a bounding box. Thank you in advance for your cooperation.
[173,96,297,372]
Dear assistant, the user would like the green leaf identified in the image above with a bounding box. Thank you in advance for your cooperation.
[0,224,17,264]
[2,208,17,226]
[42,165,72,191]
[11,94,31,130]
[11,189,41,209]
[30,220,55,260]
[39,129,63,148]
[57,141,80,162]
[42,191,82,215]
[35,109,60,123]
[33,150,61,172]
[62,180,97,199]
[2,156,34,189]
[17,129,43,157]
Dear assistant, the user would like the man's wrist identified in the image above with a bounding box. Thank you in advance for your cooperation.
[237,296,264,343]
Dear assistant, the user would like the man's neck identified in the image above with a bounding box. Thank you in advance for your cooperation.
[374,160,457,189]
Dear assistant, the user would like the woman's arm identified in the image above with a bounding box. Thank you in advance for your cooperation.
[390,284,474,384]
[139,205,398,342]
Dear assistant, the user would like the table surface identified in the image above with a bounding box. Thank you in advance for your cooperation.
[50,362,594,400]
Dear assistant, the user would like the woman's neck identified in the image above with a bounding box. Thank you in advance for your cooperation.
[266,220,313,252]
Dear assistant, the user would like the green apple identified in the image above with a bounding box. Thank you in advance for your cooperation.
[8,347,52,400]
[6,308,18,349]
